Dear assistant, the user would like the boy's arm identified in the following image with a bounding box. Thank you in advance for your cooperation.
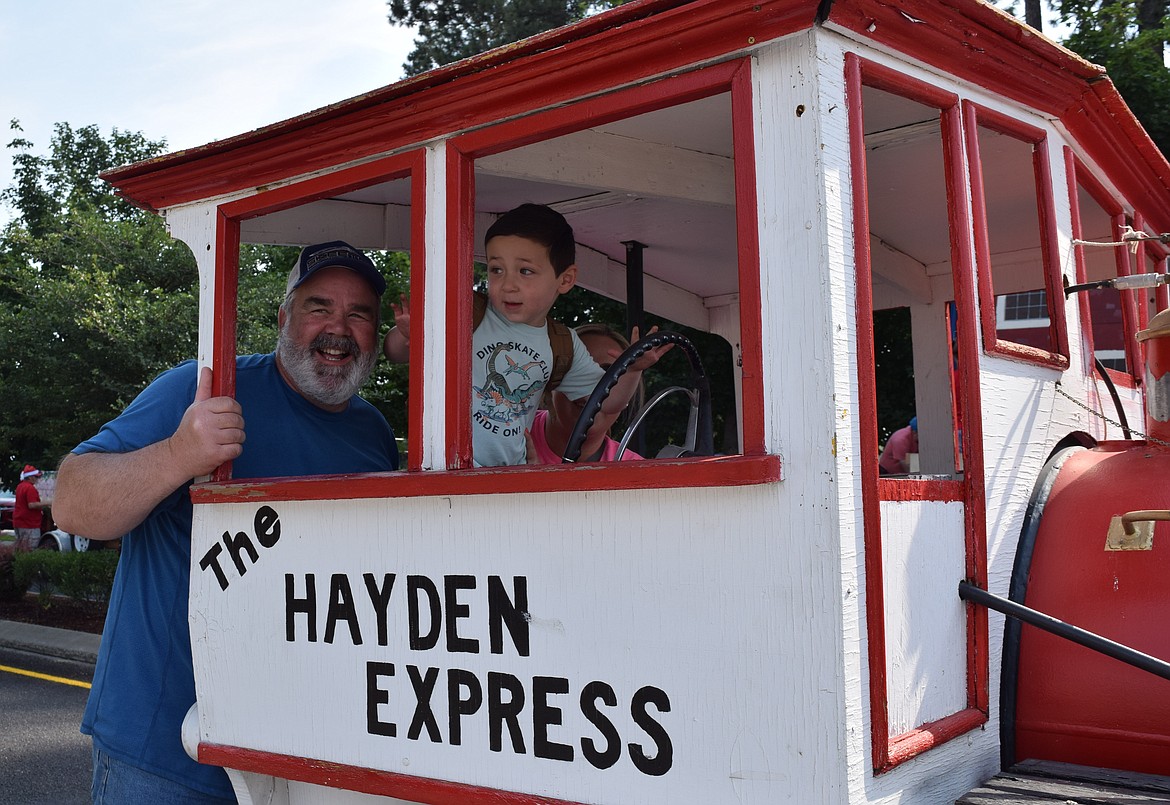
[382,294,411,364]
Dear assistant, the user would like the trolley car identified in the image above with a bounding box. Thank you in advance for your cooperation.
[100,0,1170,801]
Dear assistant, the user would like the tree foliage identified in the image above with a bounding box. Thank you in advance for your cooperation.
[387,0,624,75]
[0,124,403,490]
[0,120,197,489]
[998,0,1170,157]
[1057,0,1170,157]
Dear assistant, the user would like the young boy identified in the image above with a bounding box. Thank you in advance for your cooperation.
[383,203,668,466]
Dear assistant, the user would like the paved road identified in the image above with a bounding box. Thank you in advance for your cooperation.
[0,645,93,805]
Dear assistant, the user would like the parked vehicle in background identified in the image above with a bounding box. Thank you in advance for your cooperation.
[37,529,119,553]
[0,489,14,531]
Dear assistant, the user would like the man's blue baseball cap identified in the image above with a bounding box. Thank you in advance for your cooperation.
[910,416,918,431]
[286,240,386,297]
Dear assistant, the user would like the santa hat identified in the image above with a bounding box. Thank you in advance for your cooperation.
[20,465,41,481]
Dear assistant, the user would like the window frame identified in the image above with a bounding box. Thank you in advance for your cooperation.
[1065,150,1141,388]
[1134,212,1169,333]
[208,149,429,481]
[192,58,781,503]
[443,58,767,472]
[847,54,990,774]
[965,101,1068,369]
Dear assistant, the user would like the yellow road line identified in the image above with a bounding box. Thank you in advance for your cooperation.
[0,664,91,689]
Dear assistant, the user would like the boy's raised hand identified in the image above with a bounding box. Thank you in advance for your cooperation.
[383,293,412,363]
[390,293,411,340]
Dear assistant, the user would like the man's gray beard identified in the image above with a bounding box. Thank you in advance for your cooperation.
[276,326,376,408]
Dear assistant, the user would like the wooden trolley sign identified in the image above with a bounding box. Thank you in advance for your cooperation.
[103,0,1170,802]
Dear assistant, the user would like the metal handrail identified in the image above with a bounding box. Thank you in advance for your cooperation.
[958,581,1170,682]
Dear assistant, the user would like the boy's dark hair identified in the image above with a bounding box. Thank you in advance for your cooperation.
[485,203,576,275]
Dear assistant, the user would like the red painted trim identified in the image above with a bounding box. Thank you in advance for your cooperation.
[1114,214,1143,380]
[188,454,781,504]
[1076,81,1170,236]
[1067,153,1140,386]
[1132,213,1169,331]
[826,0,1170,241]
[441,60,764,464]
[1073,154,1127,219]
[884,708,988,770]
[407,150,428,474]
[1105,366,1137,390]
[446,144,475,470]
[877,479,964,503]
[965,101,1069,370]
[950,99,990,720]
[828,0,1100,117]
[216,152,422,221]
[1134,213,1150,333]
[1136,225,1170,315]
[845,52,890,772]
[731,62,766,454]
[1067,152,1137,390]
[1035,137,1070,359]
[199,742,584,805]
[101,0,818,214]
[1066,148,1096,376]
[210,150,427,477]
[98,0,1170,292]
[211,215,240,483]
[850,55,989,773]
[451,60,746,158]
[848,58,959,108]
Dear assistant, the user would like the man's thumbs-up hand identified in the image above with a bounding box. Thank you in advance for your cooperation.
[168,366,246,479]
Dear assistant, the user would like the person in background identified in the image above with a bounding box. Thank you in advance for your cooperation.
[53,241,399,805]
[879,416,919,475]
[13,464,45,552]
[529,324,646,463]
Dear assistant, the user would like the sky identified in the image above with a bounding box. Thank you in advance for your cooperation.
[0,0,417,222]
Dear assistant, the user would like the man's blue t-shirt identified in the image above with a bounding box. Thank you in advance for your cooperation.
[77,353,397,798]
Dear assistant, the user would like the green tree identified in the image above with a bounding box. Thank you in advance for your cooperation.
[999,0,1170,157]
[0,121,198,489]
[0,124,415,489]
[1057,0,1170,157]
[387,0,624,75]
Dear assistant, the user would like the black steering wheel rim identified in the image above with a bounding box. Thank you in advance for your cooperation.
[562,331,713,463]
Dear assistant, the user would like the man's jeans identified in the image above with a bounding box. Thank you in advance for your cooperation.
[91,746,236,804]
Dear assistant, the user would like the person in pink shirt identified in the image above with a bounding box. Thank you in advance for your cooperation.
[529,324,645,463]
[879,416,919,475]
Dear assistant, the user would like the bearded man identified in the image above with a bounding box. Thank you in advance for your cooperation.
[53,241,398,804]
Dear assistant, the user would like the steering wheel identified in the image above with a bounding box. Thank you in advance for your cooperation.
[562,331,713,463]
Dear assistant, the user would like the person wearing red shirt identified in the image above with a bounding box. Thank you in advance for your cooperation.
[14,464,44,552]
[879,417,919,475]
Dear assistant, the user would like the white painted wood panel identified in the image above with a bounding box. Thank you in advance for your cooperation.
[879,500,968,734]
[753,29,855,802]
[192,486,813,805]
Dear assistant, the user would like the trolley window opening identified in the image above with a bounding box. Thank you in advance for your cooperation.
[966,102,1068,368]
[1069,160,1139,385]
[849,54,990,774]
[206,59,771,489]
[861,85,963,481]
[447,61,763,472]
